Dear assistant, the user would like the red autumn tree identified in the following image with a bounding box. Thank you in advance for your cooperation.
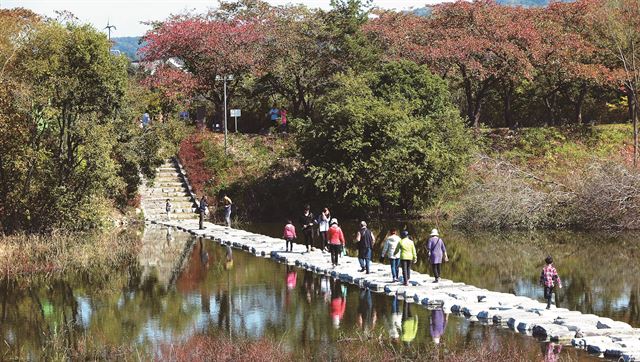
[533,0,610,125]
[367,1,542,128]
[140,9,264,126]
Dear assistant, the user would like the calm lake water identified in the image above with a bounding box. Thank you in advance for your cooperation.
[2,221,638,360]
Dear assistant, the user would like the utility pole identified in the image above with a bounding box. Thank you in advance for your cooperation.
[105,20,116,41]
[224,75,228,154]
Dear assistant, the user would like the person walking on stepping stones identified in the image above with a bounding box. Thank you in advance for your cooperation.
[356,221,375,274]
[198,196,208,230]
[327,218,345,266]
[540,256,562,309]
[381,228,401,282]
[426,229,447,283]
[283,219,297,252]
[222,193,233,228]
[395,230,417,285]
[299,205,316,252]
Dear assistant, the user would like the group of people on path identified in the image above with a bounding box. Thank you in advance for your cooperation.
[282,205,449,285]
[268,105,288,133]
[282,205,564,309]
[197,194,233,230]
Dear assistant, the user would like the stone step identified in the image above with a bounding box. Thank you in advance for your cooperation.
[142,194,193,203]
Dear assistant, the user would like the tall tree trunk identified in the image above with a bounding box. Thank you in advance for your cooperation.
[575,83,588,124]
[473,102,482,129]
[504,82,515,128]
[629,92,638,167]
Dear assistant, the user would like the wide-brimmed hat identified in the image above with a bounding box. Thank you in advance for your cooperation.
[330,218,338,225]
[430,229,439,236]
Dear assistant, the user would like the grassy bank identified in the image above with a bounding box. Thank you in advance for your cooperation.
[179,131,306,222]
[179,124,640,229]
[0,229,140,279]
[452,124,640,230]
[156,333,566,362]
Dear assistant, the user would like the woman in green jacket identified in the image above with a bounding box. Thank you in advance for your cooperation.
[394,230,417,286]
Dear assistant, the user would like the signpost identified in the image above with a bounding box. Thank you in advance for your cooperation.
[230,109,241,133]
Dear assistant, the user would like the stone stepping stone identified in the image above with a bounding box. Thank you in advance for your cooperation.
[532,323,575,342]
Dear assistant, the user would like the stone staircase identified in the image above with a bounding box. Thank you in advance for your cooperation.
[140,159,198,221]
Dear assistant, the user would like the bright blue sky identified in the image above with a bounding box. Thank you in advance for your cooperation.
[1,0,440,37]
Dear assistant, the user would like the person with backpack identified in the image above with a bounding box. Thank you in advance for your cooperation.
[356,221,375,274]
[283,219,297,252]
[426,229,447,283]
[540,256,562,309]
[394,230,417,285]
[327,218,345,266]
[380,228,401,282]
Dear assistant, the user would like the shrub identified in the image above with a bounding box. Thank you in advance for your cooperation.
[298,61,473,215]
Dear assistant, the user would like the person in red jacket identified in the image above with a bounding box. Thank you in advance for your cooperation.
[327,218,345,267]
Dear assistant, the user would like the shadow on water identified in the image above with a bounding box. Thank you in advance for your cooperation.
[2,223,632,360]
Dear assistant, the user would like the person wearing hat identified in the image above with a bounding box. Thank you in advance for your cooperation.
[394,230,417,285]
[327,218,345,266]
[426,228,447,283]
[355,221,375,274]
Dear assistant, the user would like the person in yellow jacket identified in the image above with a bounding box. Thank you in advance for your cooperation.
[394,230,417,286]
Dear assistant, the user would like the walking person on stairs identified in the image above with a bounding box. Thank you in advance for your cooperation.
[165,199,172,220]
[199,196,208,230]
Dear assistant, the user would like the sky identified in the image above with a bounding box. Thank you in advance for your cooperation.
[1,0,438,37]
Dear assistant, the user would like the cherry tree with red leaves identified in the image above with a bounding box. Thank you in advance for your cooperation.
[140,12,264,126]
[533,0,610,125]
[367,1,542,128]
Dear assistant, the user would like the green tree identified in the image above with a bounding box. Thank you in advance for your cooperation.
[298,61,473,214]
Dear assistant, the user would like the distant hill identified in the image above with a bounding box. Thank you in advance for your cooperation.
[111,37,143,60]
[411,0,566,13]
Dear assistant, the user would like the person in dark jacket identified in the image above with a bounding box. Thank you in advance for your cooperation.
[199,196,208,230]
[299,205,315,252]
[356,221,375,274]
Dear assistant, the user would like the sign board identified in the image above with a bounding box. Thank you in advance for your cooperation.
[230,109,241,117]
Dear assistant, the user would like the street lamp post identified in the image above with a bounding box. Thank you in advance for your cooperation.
[216,75,234,155]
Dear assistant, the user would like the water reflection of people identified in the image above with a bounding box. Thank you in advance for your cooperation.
[542,342,562,362]
[357,289,377,334]
[165,227,174,246]
[224,245,233,270]
[320,276,331,303]
[430,309,448,345]
[303,270,315,303]
[330,280,346,328]
[199,238,209,267]
[401,300,418,344]
[285,266,297,309]
[388,295,402,340]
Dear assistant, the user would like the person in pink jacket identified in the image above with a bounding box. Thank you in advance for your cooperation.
[283,219,297,251]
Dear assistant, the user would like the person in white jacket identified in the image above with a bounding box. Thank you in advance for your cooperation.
[380,228,401,282]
